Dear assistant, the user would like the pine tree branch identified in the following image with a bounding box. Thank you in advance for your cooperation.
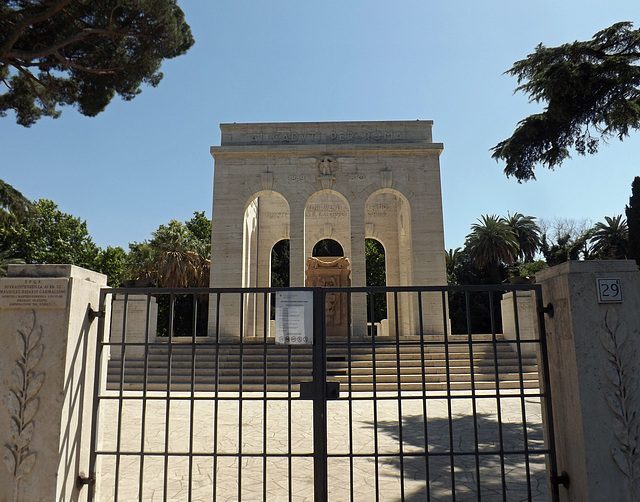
[0,0,77,56]
[4,28,141,62]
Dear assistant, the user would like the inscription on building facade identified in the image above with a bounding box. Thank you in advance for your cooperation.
[0,278,69,308]
[366,203,390,217]
[306,204,348,219]
[249,130,404,144]
[264,212,289,219]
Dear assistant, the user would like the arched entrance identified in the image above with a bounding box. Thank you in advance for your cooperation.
[365,189,415,335]
[241,191,290,337]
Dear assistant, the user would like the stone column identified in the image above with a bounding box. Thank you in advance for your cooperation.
[0,264,107,502]
[500,290,539,356]
[209,190,244,338]
[350,199,367,337]
[535,260,640,502]
[289,199,306,287]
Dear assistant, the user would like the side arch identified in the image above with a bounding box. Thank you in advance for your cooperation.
[365,189,414,334]
[241,191,290,337]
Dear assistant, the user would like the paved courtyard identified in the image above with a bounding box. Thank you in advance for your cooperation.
[93,389,549,501]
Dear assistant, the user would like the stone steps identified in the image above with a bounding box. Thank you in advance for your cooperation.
[106,336,539,392]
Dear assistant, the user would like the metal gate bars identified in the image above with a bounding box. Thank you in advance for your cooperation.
[88,285,560,501]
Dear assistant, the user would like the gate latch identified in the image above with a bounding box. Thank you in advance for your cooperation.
[299,380,340,400]
[550,471,570,490]
[76,474,95,490]
[538,303,554,318]
[88,305,105,322]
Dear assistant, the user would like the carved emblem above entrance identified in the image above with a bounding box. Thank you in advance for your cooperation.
[317,156,337,190]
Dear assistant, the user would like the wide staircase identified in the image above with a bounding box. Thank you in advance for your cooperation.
[106,334,539,393]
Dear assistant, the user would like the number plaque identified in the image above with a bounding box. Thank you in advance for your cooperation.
[597,278,623,303]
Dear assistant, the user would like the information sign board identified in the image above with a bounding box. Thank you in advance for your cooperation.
[275,291,313,344]
[0,278,69,308]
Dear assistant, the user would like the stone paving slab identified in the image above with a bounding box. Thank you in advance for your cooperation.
[94,390,549,501]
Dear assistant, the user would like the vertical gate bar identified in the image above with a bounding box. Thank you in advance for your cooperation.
[393,291,405,500]
[367,289,380,500]
[371,292,383,502]
[137,293,152,501]
[533,286,560,502]
[88,288,109,502]
[445,292,456,502]
[347,291,355,502]
[113,292,129,502]
[488,291,507,501]
[464,291,482,500]
[312,288,328,502]
[212,292,221,502]
[163,292,175,502]
[262,292,268,502]
[287,341,293,502]
[511,291,533,500]
[419,292,431,501]
[188,293,198,502]
[238,292,245,501]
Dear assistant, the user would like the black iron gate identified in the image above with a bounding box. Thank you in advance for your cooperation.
[88,285,560,501]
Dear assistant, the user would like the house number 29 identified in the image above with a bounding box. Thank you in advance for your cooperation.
[597,278,623,303]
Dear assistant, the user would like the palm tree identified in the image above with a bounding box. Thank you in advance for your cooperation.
[465,215,519,282]
[445,247,462,284]
[590,215,629,259]
[126,219,210,288]
[505,212,541,262]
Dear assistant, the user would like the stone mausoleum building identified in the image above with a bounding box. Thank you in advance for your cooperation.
[209,120,447,338]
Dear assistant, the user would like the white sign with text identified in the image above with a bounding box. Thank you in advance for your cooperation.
[275,291,313,345]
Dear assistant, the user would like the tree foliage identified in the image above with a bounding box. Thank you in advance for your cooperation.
[465,215,520,282]
[0,248,24,277]
[0,0,194,126]
[590,214,629,259]
[2,198,99,267]
[505,212,541,262]
[124,213,211,337]
[492,22,640,181]
[365,238,386,323]
[0,178,32,222]
[626,176,640,265]
[539,217,592,266]
[270,239,289,288]
[0,197,126,284]
[445,247,463,285]
[94,245,127,286]
[125,213,210,288]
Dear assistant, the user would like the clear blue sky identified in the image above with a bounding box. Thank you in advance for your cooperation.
[2,1,639,252]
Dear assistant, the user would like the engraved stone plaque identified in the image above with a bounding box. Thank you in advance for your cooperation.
[0,278,69,308]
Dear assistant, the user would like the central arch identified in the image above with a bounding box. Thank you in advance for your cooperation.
[304,193,351,336]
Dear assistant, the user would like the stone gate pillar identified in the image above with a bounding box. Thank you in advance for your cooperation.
[0,265,107,502]
[535,260,640,502]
